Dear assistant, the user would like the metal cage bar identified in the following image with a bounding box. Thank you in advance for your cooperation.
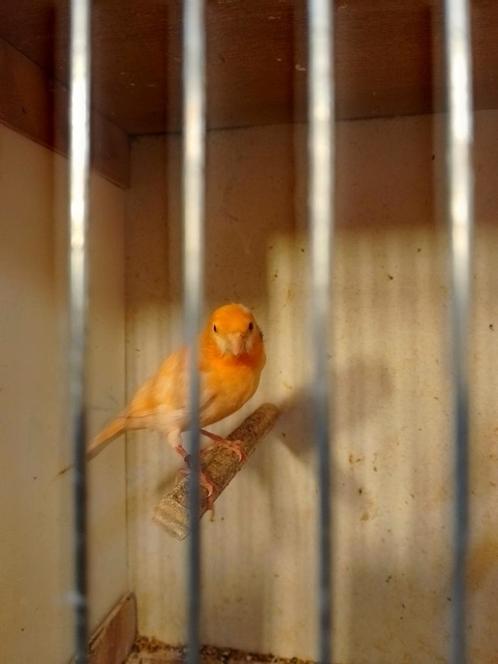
[444,1,475,663]
[308,0,335,662]
[68,0,92,662]
[182,1,206,663]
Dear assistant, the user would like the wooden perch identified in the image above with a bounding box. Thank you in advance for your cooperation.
[153,403,280,540]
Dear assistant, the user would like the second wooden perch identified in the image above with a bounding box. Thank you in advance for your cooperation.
[153,403,280,540]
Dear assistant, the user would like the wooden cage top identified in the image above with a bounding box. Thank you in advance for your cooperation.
[1,1,495,186]
[1,0,497,135]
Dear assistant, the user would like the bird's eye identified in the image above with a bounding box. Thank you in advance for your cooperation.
[248,322,254,331]
[213,324,217,333]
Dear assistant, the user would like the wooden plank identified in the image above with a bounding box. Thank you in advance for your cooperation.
[1,1,498,132]
[0,37,129,188]
[153,404,280,541]
[70,593,137,664]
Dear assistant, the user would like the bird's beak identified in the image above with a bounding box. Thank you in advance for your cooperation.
[230,333,245,357]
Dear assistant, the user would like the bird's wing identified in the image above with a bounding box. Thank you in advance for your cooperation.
[125,346,219,435]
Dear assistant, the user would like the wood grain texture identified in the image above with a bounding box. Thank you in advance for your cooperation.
[153,404,280,540]
[0,37,129,187]
[70,593,137,664]
[0,1,497,133]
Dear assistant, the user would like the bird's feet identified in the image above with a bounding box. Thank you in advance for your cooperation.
[200,429,247,463]
[175,446,216,518]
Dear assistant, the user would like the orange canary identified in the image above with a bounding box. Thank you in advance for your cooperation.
[87,303,266,495]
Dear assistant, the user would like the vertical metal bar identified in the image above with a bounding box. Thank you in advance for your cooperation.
[182,1,206,663]
[69,0,91,662]
[308,0,335,662]
[443,1,474,662]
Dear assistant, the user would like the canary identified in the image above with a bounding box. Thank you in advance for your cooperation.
[87,303,266,497]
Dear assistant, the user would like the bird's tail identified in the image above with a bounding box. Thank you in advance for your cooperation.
[86,415,126,460]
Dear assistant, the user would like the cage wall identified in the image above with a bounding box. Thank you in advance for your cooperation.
[0,124,128,663]
[125,112,498,663]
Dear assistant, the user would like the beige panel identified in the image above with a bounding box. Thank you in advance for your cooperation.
[126,113,498,662]
[0,125,127,663]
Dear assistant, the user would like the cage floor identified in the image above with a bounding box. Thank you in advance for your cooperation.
[126,637,314,664]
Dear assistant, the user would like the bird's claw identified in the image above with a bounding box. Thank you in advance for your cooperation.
[215,438,247,463]
[176,465,216,517]
[200,429,247,463]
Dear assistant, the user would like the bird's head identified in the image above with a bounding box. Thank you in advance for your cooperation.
[205,303,262,358]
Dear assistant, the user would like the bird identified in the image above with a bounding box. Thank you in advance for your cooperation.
[86,303,266,502]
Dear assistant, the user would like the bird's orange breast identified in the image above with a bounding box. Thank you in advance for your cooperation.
[199,339,266,427]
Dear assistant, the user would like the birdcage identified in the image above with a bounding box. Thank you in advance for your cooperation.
[0,1,492,663]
